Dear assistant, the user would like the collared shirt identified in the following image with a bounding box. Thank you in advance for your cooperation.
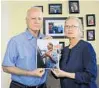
[2,29,47,86]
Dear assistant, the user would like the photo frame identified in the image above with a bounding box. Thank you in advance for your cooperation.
[37,39,61,69]
[35,6,43,12]
[43,17,66,38]
[59,42,65,49]
[79,17,84,27]
[86,14,96,26]
[87,30,95,41]
[69,1,80,14]
[49,4,62,14]
[79,17,84,38]
[43,17,83,38]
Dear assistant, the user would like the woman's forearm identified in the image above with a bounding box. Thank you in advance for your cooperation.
[64,72,75,79]
[60,71,75,79]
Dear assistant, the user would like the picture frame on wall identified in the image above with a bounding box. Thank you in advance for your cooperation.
[87,30,95,41]
[35,6,43,12]
[43,17,83,38]
[79,17,84,27]
[49,4,62,14]
[59,42,65,49]
[69,1,80,14]
[86,14,96,26]
[43,17,66,38]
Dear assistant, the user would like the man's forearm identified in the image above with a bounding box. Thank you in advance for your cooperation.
[2,66,33,76]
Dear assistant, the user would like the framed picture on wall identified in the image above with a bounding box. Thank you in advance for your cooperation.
[87,30,95,41]
[35,6,43,12]
[49,4,62,14]
[69,1,80,14]
[43,17,83,38]
[43,17,66,38]
[79,17,84,27]
[86,14,96,26]
[59,42,65,49]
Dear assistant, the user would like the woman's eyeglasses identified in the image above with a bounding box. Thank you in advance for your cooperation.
[64,25,79,29]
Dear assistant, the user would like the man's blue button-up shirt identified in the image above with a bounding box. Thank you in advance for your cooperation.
[2,29,47,86]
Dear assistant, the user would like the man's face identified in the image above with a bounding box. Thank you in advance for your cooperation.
[26,9,43,31]
[47,44,53,50]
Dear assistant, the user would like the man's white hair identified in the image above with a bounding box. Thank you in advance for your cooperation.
[26,6,42,19]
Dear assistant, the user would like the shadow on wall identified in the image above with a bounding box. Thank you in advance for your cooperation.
[96,65,99,88]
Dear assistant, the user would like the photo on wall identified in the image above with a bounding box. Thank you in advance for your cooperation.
[43,17,67,38]
[43,17,83,38]
[69,1,80,13]
[86,14,96,26]
[87,30,95,41]
[49,4,62,14]
[37,39,61,69]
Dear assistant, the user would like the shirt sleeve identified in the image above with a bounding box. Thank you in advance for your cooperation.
[75,43,97,84]
[2,38,18,67]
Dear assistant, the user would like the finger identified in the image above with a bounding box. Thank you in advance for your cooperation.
[39,69,44,73]
[40,70,43,73]
[39,68,44,71]
[51,68,54,72]
[43,36,53,39]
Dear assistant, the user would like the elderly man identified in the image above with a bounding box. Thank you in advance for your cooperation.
[2,7,48,88]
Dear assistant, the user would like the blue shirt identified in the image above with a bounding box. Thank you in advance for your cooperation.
[2,29,48,86]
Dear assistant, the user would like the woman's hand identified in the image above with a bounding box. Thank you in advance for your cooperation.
[51,69,75,79]
[51,69,66,77]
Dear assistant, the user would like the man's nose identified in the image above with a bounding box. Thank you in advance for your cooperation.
[35,18,40,23]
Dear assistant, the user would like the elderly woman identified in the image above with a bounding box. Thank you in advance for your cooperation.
[52,16,97,88]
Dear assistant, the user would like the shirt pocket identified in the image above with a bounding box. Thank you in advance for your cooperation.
[18,46,34,60]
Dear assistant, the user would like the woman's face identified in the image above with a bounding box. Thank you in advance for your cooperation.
[64,19,80,38]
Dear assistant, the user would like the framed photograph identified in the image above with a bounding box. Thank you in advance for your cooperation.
[69,1,80,14]
[43,17,83,38]
[43,17,66,38]
[35,6,43,12]
[86,14,96,26]
[87,30,95,41]
[79,17,83,27]
[37,39,61,68]
[59,42,65,49]
[49,4,62,14]
[79,17,84,38]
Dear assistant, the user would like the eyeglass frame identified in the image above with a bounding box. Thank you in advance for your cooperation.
[64,25,79,29]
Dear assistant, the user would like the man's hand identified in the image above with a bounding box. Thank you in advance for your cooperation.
[44,52,51,57]
[43,36,53,39]
[2,66,45,77]
[27,68,45,77]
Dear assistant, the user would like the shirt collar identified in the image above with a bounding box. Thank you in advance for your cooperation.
[25,28,45,40]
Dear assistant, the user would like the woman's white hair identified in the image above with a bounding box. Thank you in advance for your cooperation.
[65,16,83,38]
